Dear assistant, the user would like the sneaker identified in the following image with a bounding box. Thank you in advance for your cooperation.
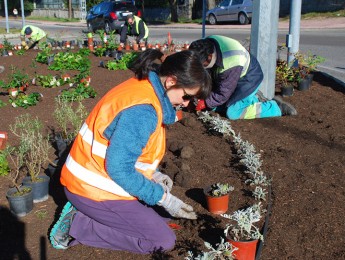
[49,201,77,249]
[0,66,4,74]
[273,96,298,116]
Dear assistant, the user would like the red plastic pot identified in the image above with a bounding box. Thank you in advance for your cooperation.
[175,110,183,121]
[228,238,258,260]
[204,186,229,214]
[0,131,8,150]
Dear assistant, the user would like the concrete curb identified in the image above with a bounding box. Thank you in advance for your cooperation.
[319,71,345,89]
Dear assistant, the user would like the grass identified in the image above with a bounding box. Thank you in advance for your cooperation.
[0,28,21,34]
[26,16,80,23]
[167,9,345,24]
[280,9,345,21]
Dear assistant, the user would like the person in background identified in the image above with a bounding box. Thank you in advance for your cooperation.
[13,8,18,19]
[119,14,149,47]
[49,49,211,253]
[189,35,297,120]
[20,25,47,50]
[0,66,4,73]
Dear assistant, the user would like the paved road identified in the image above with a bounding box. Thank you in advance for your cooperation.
[1,17,344,84]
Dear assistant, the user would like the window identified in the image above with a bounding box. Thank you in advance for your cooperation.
[231,0,244,5]
[219,0,230,8]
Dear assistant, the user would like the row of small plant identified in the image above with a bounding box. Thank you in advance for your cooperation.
[185,111,270,259]
[0,45,97,108]
[276,50,325,88]
[0,68,97,108]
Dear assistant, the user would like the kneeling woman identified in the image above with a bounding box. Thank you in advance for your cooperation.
[50,49,211,253]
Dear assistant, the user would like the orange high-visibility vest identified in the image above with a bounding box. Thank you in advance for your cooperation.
[61,77,165,201]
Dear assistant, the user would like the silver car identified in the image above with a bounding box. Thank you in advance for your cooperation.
[207,0,253,25]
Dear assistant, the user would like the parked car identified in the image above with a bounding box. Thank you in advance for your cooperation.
[206,0,253,25]
[86,0,141,34]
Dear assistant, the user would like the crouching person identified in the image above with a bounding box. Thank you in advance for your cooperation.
[49,49,211,253]
[20,25,47,50]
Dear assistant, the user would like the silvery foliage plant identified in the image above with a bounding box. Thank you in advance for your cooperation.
[222,203,264,241]
[198,112,270,199]
[185,237,237,260]
[245,170,271,187]
[252,186,268,201]
[198,111,236,137]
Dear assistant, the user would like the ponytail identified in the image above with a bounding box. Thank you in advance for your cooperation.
[131,49,164,80]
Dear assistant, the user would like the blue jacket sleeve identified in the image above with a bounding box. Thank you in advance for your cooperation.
[104,104,164,205]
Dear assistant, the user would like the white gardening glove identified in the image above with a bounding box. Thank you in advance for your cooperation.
[158,191,197,220]
[152,171,173,192]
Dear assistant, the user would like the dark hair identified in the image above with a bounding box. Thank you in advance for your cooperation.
[189,39,215,64]
[24,26,32,35]
[131,49,211,99]
[126,14,134,21]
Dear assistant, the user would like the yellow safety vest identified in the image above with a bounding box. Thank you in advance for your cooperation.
[20,25,46,42]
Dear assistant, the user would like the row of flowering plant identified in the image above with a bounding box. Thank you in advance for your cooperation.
[188,111,270,258]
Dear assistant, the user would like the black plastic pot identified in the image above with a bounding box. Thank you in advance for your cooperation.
[47,55,55,66]
[99,61,106,68]
[104,50,111,57]
[281,84,294,97]
[6,186,33,217]
[297,78,311,91]
[22,175,50,203]
[2,50,9,57]
[113,51,123,61]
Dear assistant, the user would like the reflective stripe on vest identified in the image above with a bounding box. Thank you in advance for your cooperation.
[208,35,250,77]
[65,154,160,197]
[79,122,107,158]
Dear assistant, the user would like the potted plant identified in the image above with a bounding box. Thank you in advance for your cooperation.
[185,237,237,259]
[1,145,33,217]
[125,41,131,51]
[276,60,296,96]
[9,114,51,203]
[1,37,14,56]
[105,30,119,57]
[48,98,88,177]
[52,97,87,154]
[0,131,8,150]
[204,182,234,214]
[0,66,30,96]
[295,51,325,91]
[222,203,264,260]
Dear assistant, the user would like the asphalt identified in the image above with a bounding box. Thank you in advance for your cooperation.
[1,17,344,86]
[1,16,345,39]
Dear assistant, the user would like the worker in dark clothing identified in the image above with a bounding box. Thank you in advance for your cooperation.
[190,35,297,120]
[119,14,149,47]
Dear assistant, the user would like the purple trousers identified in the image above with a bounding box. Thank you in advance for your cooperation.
[65,188,176,254]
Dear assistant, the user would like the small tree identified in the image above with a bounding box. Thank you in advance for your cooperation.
[10,114,51,182]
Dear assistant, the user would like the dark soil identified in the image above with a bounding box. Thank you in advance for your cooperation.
[0,50,344,260]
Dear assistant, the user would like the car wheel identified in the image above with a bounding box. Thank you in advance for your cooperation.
[238,13,249,25]
[208,14,217,25]
[87,22,94,33]
[105,22,111,34]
